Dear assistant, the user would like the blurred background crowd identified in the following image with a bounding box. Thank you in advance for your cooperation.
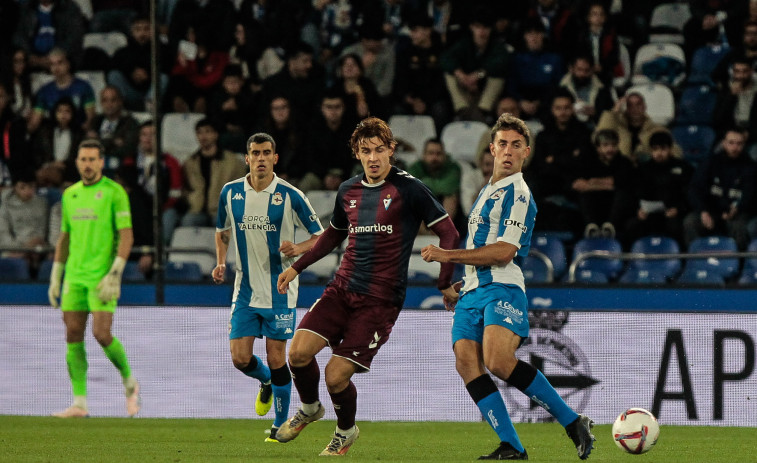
[1,0,757,283]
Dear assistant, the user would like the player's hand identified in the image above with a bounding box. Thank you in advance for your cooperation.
[421,244,449,263]
[212,264,226,284]
[441,281,462,312]
[97,257,125,303]
[277,267,298,294]
[279,241,299,258]
[48,262,64,308]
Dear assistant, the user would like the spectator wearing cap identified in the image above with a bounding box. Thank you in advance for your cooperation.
[340,21,396,99]
[506,18,564,122]
[393,13,452,133]
[440,6,510,122]
[261,41,326,125]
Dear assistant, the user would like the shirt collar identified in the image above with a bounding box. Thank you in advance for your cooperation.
[489,172,523,189]
[244,172,279,194]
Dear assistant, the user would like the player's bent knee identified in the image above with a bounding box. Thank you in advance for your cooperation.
[287,347,314,367]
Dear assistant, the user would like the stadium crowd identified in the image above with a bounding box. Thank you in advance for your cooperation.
[1,0,757,283]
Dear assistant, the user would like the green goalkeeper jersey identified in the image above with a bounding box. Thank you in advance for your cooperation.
[61,176,132,284]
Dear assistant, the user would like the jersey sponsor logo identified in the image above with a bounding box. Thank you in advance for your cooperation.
[368,331,381,348]
[468,208,485,225]
[495,300,523,325]
[383,194,392,210]
[503,219,527,233]
[516,195,527,203]
[274,313,294,321]
[232,192,244,200]
[116,211,131,219]
[487,409,499,428]
[348,223,393,234]
[72,208,98,221]
[272,192,283,206]
[238,215,277,231]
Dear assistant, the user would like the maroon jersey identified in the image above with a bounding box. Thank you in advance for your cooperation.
[329,166,448,305]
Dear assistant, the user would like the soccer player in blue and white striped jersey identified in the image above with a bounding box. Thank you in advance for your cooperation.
[422,114,596,460]
[212,133,324,442]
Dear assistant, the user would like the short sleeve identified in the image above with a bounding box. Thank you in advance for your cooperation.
[113,185,132,230]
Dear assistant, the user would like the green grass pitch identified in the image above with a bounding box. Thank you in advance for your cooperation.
[1,416,754,462]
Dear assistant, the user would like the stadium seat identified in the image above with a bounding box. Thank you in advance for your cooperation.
[648,2,691,44]
[408,254,439,284]
[737,239,757,285]
[122,261,146,282]
[168,226,217,275]
[37,259,54,281]
[676,268,726,286]
[307,190,338,227]
[82,31,128,57]
[531,233,568,280]
[573,269,609,284]
[131,111,152,124]
[165,261,204,282]
[619,268,668,285]
[684,236,739,280]
[571,237,624,281]
[160,112,205,164]
[440,120,490,165]
[521,255,550,284]
[688,44,730,85]
[0,257,30,281]
[613,43,631,90]
[388,115,437,166]
[675,84,716,126]
[671,124,716,167]
[75,71,107,112]
[627,235,682,279]
[626,83,676,126]
[632,43,686,88]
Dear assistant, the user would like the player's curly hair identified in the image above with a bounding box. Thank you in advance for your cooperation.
[490,113,531,147]
[349,117,396,155]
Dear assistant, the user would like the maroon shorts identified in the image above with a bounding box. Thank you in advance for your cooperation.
[297,284,401,372]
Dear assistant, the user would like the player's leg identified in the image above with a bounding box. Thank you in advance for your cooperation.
[263,337,291,442]
[276,330,328,443]
[482,285,594,460]
[53,306,90,417]
[229,306,272,414]
[90,292,140,416]
[453,288,526,460]
[319,356,359,456]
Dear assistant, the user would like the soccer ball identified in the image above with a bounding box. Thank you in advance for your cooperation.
[612,408,660,454]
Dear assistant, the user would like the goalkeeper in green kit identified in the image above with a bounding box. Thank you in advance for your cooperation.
[48,139,141,418]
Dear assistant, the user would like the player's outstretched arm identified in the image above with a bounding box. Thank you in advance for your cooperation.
[424,241,517,267]
[279,233,321,258]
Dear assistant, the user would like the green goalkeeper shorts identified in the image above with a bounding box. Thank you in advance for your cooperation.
[60,279,117,312]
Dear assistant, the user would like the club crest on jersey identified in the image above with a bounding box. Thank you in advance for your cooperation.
[272,192,283,206]
[490,189,503,200]
[95,191,103,200]
[383,194,392,210]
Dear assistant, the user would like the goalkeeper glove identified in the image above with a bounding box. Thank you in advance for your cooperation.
[47,262,64,308]
[97,256,126,303]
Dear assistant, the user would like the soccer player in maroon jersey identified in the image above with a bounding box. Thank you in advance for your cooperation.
[275,117,460,455]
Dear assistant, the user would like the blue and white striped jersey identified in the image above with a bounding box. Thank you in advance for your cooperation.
[461,172,537,294]
[216,174,324,309]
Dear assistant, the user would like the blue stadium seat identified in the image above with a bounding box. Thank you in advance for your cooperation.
[628,235,682,279]
[671,124,716,167]
[676,268,726,286]
[531,233,568,280]
[521,255,550,284]
[123,261,146,282]
[684,236,739,280]
[573,269,609,284]
[37,259,54,281]
[737,239,757,285]
[572,237,624,281]
[688,44,730,85]
[0,257,30,281]
[619,268,668,285]
[675,84,716,125]
[165,261,203,282]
